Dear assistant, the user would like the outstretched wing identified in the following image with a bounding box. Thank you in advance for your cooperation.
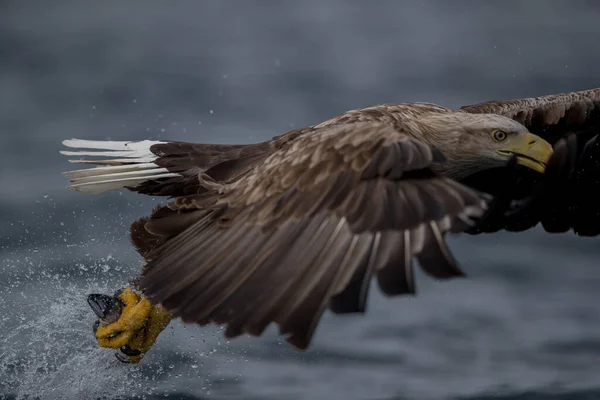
[137,122,487,349]
[460,87,600,236]
[460,88,600,144]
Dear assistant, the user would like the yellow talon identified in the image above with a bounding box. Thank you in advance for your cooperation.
[92,287,171,363]
[123,304,172,363]
[95,288,150,348]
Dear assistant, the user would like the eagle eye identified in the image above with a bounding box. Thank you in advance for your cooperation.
[492,130,507,142]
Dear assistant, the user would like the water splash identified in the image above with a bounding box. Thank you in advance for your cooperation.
[0,196,228,400]
[0,254,217,400]
[0,281,152,399]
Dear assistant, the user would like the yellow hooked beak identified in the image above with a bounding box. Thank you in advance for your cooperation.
[497,132,553,174]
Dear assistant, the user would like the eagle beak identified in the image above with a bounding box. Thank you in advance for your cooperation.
[497,132,553,174]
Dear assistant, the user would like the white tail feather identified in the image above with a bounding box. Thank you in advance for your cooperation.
[63,163,161,179]
[60,138,180,194]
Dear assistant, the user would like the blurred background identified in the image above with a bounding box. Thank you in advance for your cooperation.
[1,1,600,399]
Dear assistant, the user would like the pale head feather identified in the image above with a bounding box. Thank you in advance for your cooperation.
[411,112,530,180]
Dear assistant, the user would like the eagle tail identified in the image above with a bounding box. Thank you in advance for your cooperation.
[60,139,180,194]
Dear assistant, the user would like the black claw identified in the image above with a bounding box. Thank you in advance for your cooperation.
[120,345,142,357]
[93,319,100,334]
[115,351,131,363]
[115,347,143,363]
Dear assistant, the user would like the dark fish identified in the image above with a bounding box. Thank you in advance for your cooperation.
[87,293,124,335]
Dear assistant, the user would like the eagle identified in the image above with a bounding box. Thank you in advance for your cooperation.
[61,87,600,363]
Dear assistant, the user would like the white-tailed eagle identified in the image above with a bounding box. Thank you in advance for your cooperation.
[61,87,600,362]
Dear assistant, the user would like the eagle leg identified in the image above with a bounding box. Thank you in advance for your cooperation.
[91,287,172,364]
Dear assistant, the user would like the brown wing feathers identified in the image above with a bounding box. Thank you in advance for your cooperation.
[460,88,600,138]
[136,123,485,349]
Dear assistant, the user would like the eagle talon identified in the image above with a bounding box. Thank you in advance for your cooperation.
[88,288,172,364]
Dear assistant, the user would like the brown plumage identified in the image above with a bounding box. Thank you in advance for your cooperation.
[61,87,600,349]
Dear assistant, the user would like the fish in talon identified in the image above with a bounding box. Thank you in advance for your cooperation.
[87,293,124,333]
[87,289,171,363]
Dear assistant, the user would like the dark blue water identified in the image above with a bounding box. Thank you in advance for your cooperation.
[1,1,600,399]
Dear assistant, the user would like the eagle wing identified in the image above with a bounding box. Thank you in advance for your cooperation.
[136,122,486,349]
[459,87,600,235]
[460,88,600,143]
